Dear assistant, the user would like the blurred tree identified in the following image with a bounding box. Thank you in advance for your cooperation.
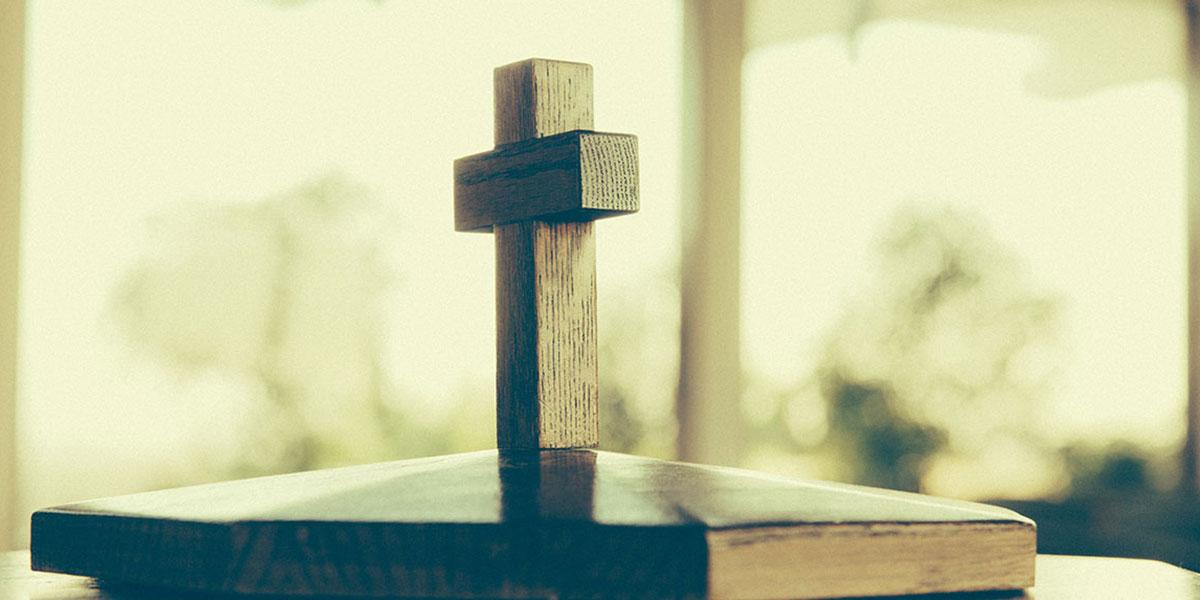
[820,373,945,491]
[112,174,666,480]
[1061,442,1154,498]
[792,206,1061,492]
[597,267,680,458]
[113,175,418,476]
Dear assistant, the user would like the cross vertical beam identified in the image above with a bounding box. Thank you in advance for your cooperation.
[494,59,599,449]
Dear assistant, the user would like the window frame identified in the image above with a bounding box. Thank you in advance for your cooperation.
[1,0,24,552]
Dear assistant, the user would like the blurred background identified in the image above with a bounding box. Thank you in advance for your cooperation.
[1,0,1198,568]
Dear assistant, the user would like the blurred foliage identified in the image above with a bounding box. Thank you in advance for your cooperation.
[998,443,1196,570]
[760,206,1063,493]
[113,174,675,480]
[114,175,489,478]
[820,374,945,491]
[741,205,1193,505]
[1061,442,1155,498]
[113,177,1166,503]
[597,266,681,459]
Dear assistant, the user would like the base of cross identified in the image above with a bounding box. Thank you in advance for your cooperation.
[31,450,1034,599]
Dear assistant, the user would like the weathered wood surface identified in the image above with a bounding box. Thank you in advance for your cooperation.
[32,450,1034,598]
[710,522,1031,599]
[475,58,639,450]
[493,59,593,146]
[454,131,638,232]
[495,221,599,449]
[7,552,1198,600]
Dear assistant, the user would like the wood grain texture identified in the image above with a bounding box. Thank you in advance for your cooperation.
[578,131,639,211]
[486,58,633,450]
[496,221,598,449]
[10,552,1199,600]
[454,131,638,232]
[31,450,1034,598]
[493,58,593,146]
[709,522,1034,599]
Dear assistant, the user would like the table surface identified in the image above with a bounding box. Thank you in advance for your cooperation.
[2,551,1198,599]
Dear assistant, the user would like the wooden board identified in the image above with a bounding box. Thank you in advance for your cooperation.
[493,59,593,146]
[8,552,1198,600]
[32,450,1035,598]
[455,131,638,232]
[495,221,599,449]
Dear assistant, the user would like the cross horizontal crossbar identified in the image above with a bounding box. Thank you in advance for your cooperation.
[454,131,639,233]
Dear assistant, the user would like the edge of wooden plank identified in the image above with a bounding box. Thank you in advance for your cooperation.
[707,520,1036,600]
[32,511,708,598]
[454,131,638,232]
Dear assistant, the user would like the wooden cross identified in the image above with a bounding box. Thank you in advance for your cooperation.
[454,59,638,449]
